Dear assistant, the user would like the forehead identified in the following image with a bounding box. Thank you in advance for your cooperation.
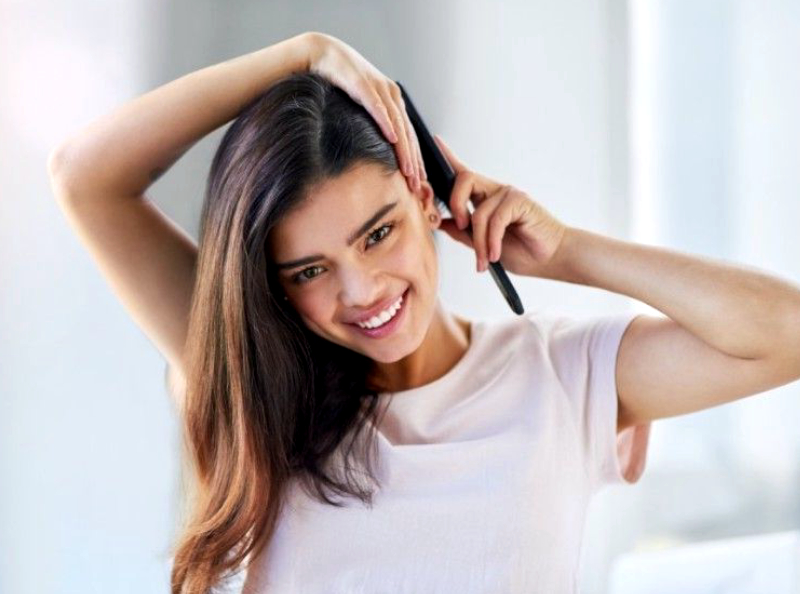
[269,162,405,257]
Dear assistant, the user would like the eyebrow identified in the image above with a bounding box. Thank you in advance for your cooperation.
[274,201,399,271]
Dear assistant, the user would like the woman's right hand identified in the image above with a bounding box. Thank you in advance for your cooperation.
[302,31,426,192]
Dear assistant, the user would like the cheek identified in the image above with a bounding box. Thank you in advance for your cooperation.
[408,227,439,283]
[294,292,331,324]
[390,238,419,272]
[393,224,436,275]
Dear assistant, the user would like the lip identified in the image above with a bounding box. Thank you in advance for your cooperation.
[347,288,408,325]
[347,288,409,338]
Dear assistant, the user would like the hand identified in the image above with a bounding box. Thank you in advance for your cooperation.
[434,134,571,278]
[304,32,426,192]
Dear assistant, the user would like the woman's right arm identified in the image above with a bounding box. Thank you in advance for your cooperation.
[47,33,315,406]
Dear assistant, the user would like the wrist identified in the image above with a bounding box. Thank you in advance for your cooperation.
[536,225,582,283]
[248,32,314,79]
[298,31,328,72]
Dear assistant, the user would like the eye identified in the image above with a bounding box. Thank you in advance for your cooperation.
[290,221,397,285]
[292,265,324,284]
[366,222,395,247]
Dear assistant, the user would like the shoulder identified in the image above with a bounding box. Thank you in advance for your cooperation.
[521,310,638,343]
[509,311,640,377]
[469,311,636,364]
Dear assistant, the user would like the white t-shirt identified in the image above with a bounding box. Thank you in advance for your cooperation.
[242,312,651,593]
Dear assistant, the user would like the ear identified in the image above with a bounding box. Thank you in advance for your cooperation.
[415,180,441,229]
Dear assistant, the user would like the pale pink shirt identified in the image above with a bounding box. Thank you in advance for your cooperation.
[242,312,651,593]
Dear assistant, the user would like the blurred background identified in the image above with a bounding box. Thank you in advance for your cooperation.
[2,0,799,592]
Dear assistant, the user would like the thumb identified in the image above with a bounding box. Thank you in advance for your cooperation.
[437,217,474,248]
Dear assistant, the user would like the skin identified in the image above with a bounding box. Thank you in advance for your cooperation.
[269,161,471,393]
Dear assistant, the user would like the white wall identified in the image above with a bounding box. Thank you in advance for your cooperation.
[0,1,179,593]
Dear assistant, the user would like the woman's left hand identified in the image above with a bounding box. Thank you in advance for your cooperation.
[434,134,571,278]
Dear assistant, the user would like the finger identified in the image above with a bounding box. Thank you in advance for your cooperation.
[377,84,408,175]
[485,187,517,262]
[433,134,468,173]
[401,108,420,190]
[449,170,487,231]
[469,190,506,271]
[382,83,414,180]
[437,217,474,249]
[358,79,398,144]
[390,83,420,188]
[401,99,426,181]
[409,119,426,182]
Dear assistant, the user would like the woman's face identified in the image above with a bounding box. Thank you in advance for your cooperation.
[269,162,442,363]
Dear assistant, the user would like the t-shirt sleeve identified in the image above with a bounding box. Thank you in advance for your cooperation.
[533,312,651,492]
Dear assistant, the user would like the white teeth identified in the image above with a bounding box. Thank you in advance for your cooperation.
[357,294,404,329]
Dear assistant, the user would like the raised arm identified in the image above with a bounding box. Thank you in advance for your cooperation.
[47,32,425,411]
[434,134,800,434]
[47,34,314,408]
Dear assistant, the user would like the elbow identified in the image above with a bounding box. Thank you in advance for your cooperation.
[47,143,82,202]
[47,141,72,180]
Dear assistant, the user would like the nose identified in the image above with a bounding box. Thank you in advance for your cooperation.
[338,264,385,309]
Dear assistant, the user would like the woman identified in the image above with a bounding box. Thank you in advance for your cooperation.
[48,31,800,594]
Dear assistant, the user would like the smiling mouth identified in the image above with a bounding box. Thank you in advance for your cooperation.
[346,287,409,336]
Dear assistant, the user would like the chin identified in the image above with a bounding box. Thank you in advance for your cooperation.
[368,345,413,364]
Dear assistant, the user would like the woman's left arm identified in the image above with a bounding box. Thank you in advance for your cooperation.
[434,134,800,432]
[547,227,800,430]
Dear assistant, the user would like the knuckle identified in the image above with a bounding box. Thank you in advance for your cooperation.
[488,221,505,248]
[450,180,466,202]
[396,124,408,144]
[389,103,402,121]
[356,77,374,97]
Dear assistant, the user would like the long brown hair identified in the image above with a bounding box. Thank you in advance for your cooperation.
[169,72,403,593]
